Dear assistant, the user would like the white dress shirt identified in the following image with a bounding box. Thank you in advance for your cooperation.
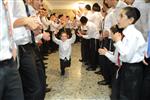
[9,0,32,45]
[82,21,99,39]
[114,25,146,63]
[0,1,12,61]
[52,33,76,60]
[88,12,103,31]
[105,49,122,66]
[104,1,127,34]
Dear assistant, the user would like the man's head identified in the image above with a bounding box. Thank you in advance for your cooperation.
[80,16,88,26]
[124,0,135,5]
[92,3,101,12]
[30,0,43,10]
[104,0,119,8]
[85,4,91,11]
[118,7,141,28]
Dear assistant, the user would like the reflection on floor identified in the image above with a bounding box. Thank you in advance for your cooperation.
[45,43,111,100]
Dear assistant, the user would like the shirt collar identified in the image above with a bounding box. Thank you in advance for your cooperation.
[123,24,135,36]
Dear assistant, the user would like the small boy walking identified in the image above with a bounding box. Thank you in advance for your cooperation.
[53,30,76,76]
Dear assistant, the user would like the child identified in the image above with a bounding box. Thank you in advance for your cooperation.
[52,30,76,76]
[112,7,145,100]
[99,24,124,100]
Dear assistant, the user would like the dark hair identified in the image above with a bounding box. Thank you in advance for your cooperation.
[80,16,88,25]
[92,3,101,12]
[122,7,141,24]
[103,1,109,8]
[58,14,63,19]
[110,24,124,34]
[85,4,91,10]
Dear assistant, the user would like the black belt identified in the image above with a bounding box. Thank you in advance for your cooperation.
[0,57,13,66]
[18,43,33,52]
[122,61,143,66]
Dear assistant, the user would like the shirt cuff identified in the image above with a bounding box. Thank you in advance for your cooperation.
[114,40,122,48]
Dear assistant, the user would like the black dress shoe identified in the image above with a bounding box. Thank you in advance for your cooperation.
[95,70,102,75]
[45,87,52,93]
[97,80,109,85]
[86,67,96,71]
[44,63,48,65]
[46,84,48,87]
[79,59,83,62]
[43,57,48,60]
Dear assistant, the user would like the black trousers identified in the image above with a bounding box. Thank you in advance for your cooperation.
[60,58,71,74]
[119,62,143,100]
[32,44,46,100]
[19,43,41,100]
[111,66,121,100]
[0,58,24,100]
[81,38,90,63]
[99,55,114,84]
[142,65,150,100]
[89,39,99,68]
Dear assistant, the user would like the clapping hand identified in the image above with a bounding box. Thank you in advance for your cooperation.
[42,32,50,41]
[98,47,108,55]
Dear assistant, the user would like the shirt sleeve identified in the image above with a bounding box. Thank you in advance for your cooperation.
[35,34,43,42]
[52,33,61,45]
[105,51,116,63]
[68,32,76,44]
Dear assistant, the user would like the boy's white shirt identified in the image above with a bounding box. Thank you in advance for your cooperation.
[52,33,76,60]
[114,25,146,63]
[105,49,122,66]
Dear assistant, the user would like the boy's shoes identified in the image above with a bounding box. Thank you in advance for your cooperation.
[79,59,83,62]
[95,70,102,75]
[86,67,96,71]
[97,80,109,85]
[61,71,65,76]
[45,87,52,93]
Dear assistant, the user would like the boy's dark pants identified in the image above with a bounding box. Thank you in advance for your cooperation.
[60,58,71,75]
[119,62,143,100]
[142,64,150,100]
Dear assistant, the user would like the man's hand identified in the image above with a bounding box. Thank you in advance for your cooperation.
[98,47,108,55]
[42,32,50,41]
[102,31,109,38]
[26,17,42,31]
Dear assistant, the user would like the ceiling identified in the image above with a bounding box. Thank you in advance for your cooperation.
[43,0,102,9]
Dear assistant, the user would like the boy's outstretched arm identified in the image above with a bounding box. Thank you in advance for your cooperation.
[69,29,76,44]
[52,30,61,45]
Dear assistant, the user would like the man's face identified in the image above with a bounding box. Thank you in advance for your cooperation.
[31,0,42,10]
[104,0,115,8]
[124,0,135,5]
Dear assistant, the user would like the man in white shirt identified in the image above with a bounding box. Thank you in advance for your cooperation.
[25,0,51,98]
[79,16,99,71]
[9,0,43,100]
[0,0,24,100]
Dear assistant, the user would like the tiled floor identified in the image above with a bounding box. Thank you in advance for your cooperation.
[45,43,111,100]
